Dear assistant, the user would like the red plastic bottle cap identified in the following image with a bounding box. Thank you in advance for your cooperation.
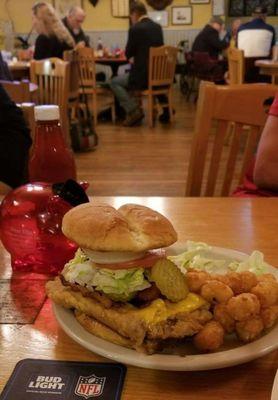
[34,105,60,121]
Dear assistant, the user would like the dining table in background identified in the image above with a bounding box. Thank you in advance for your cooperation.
[95,56,128,77]
[255,59,278,84]
[0,196,278,400]
[7,60,30,80]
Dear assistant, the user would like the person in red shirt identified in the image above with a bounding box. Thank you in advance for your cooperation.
[233,94,278,197]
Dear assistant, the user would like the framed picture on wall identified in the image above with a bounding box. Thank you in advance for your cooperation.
[190,0,210,4]
[54,0,83,16]
[212,0,225,15]
[172,7,192,25]
[111,0,130,17]
[147,10,169,27]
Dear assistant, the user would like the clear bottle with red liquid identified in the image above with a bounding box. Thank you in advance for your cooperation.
[29,105,77,183]
[0,180,89,275]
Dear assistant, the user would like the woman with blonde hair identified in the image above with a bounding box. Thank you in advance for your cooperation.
[32,2,75,59]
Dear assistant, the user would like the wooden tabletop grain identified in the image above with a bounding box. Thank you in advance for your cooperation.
[0,197,278,400]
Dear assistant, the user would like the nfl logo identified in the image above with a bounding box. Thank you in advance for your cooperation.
[75,374,106,398]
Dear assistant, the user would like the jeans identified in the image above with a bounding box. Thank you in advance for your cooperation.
[110,73,138,115]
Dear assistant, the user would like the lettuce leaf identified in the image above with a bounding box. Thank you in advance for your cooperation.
[228,250,267,275]
[168,241,267,275]
[63,249,150,301]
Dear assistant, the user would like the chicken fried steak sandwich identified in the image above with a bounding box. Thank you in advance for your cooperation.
[46,203,211,354]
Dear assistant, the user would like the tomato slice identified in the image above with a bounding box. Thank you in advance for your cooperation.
[94,249,166,270]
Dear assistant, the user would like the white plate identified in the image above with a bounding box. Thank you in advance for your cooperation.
[271,370,278,400]
[53,245,278,371]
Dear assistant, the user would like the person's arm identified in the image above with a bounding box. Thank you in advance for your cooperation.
[33,35,52,60]
[0,84,32,188]
[254,97,278,190]
[207,30,229,51]
[125,26,138,60]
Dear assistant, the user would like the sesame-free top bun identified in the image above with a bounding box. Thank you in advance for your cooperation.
[62,202,178,252]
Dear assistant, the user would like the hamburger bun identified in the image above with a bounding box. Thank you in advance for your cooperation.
[62,203,177,252]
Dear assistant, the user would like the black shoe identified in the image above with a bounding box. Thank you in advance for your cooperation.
[123,109,144,127]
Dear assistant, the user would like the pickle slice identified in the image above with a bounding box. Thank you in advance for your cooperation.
[151,259,189,302]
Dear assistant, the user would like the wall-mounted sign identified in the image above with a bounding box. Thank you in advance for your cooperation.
[111,0,129,17]
[172,6,192,25]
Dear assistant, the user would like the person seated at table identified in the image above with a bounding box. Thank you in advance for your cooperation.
[233,95,278,197]
[237,6,276,82]
[32,2,75,60]
[191,17,229,83]
[110,2,169,127]
[0,84,32,193]
[62,6,90,48]
[192,16,229,60]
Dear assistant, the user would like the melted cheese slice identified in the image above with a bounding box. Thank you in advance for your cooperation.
[133,293,207,326]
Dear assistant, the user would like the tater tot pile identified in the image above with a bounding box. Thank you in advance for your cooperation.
[185,270,278,352]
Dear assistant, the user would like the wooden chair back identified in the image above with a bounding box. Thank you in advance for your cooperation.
[30,58,70,141]
[148,46,178,88]
[63,50,80,97]
[186,81,277,197]
[30,58,70,107]
[73,47,96,89]
[0,79,30,103]
[66,47,115,126]
[227,47,245,84]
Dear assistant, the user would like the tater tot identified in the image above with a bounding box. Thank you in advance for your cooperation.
[226,293,260,321]
[236,317,264,342]
[251,281,278,308]
[213,303,235,333]
[200,280,234,304]
[258,274,277,283]
[193,321,224,352]
[260,305,278,329]
[185,271,211,293]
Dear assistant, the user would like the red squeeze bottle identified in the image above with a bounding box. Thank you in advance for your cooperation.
[29,105,76,183]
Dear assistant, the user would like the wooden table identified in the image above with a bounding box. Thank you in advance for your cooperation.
[0,197,277,400]
[7,61,30,80]
[255,59,278,84]
[95,56,128,77]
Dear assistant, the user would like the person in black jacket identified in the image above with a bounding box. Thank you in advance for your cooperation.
[192,16,229,59]
[32,2,75,60]
[62,6,89,47]
[110,2,165,127]
[0,84,32,192]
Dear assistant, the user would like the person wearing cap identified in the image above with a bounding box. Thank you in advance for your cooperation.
[237,6,276,81]
[62,6,90,47]
[192,17,229,59]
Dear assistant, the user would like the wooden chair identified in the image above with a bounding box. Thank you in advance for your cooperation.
[30,58,70,142]
[0,79,31,103]
[186,81,277,197]
[70,47,115,126]
[227,47,245,84]
[141,46,178,128]
[63,50,80,120]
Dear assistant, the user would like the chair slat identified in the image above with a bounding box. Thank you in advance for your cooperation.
[239,125,261,184]
[221,123,243,196]
[205,120,229,196]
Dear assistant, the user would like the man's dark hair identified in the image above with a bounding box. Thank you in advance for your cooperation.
[130,1,147,16]
[252,5,268,16]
